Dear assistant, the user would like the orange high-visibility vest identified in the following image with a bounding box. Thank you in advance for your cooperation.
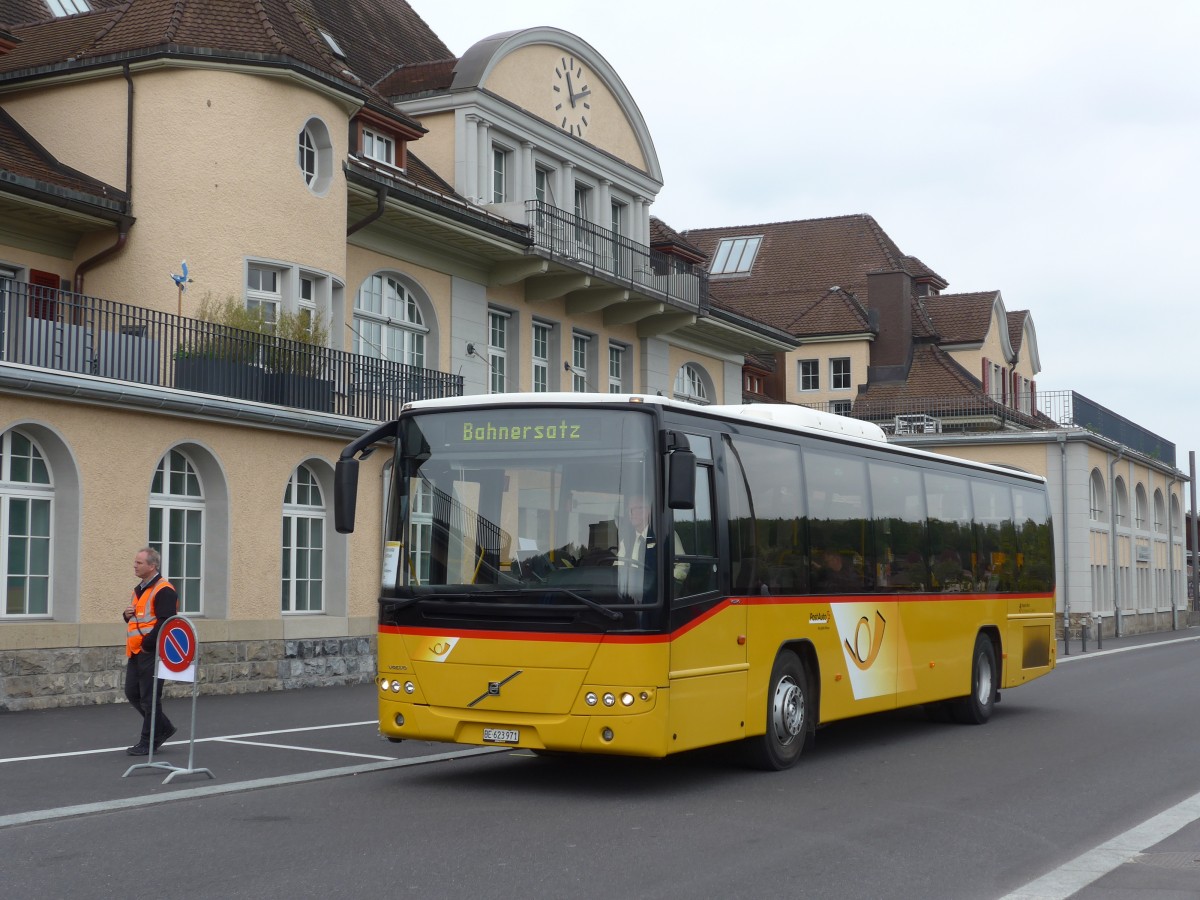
[125,578,174,657]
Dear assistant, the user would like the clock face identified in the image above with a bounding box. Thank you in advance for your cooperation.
[553,56,591,137]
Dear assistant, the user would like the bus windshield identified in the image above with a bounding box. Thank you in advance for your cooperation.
[386,406,660,620]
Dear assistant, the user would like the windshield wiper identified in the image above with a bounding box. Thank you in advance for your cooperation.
[537,587,623,621]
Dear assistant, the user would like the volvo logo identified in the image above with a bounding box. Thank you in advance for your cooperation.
[467,670,523,707]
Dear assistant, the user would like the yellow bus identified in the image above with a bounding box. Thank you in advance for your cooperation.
[335,393,1055,769]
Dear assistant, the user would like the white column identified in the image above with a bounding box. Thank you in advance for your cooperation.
[520,142,535,203]
[634,196,648,247]
[463,115,479,203]
[559,162,574,213]
[476,119,491,204]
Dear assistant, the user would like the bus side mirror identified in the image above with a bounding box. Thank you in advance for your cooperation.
[667,448,695,510]
[334,458,359,534]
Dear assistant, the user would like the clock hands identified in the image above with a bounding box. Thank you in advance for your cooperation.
[564,70,591,108]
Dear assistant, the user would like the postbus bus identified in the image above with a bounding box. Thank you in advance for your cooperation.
[334,393,1055,769]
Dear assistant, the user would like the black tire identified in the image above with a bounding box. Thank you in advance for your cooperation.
[950,633,997,725]
[745,650,811,771]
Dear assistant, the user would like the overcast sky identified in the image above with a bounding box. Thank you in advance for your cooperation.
[416,0,1200,467]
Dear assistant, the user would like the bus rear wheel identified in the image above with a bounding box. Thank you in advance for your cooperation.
[745,650,811,771]
[950,633,997,725]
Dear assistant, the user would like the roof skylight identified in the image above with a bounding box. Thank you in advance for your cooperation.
[319,29,346,58]
[710,236,762,275]
[46,0,90,16]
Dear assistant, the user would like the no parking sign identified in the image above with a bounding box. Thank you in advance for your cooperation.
[157,615,197,682]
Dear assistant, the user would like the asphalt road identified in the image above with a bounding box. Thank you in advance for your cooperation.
[3,630,1200,899]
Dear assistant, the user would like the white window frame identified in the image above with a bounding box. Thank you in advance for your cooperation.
[353,274,428,367]
[710,236,763,275]
[492,146,509,204]
[297,118,333,195]
[149,449,205,615]
[0,429,53,617]
[831,357,851,391]
[608,343,624,393]
[47,0,91,15]
[674,364,710,405]
[799,359,819,392]
[489,308,509,394]
[247,264,283,326]
[571,332,589,392]
[282,465,325,614]
[362,128,395,167]
[532,321,551,393]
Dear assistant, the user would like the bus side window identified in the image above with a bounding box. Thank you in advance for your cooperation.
[869,461,928,592]
[804,448,870,594]
[671,435,718,602]
[1013,485,1053,592]
[925,471,975,592]
[728,436,807,595]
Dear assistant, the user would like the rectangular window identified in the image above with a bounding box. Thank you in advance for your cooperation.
[246,264,281,326]
[831,357,851,390]
[799,359,819,392]
[573,185,591,243]
[489,310,508,394]
[831,400,852,416]
[47,0,90,15]
[532,322,550,392]
[492,147,508,203]
[608,343,624,393]
[805,448,870,593]
[571,333,588,392]
[362,129,395,166]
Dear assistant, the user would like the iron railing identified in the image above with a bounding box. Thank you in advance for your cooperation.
[797,390,1175,465]
[0,282,462,419]
[525,200,709,313]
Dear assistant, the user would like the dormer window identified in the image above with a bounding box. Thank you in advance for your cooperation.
[710,236,762,275]
[362,128,395,166]
[46,0,90,16]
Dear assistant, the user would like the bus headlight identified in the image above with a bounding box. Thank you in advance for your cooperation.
[585,692,598,706]
[603,693,616,707]
[404,681,415,694]
[620,693,635,707]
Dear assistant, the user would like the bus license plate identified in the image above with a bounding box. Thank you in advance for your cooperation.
[482,727,519,744]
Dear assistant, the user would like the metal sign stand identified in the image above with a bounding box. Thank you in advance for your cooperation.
[123,615,215,784]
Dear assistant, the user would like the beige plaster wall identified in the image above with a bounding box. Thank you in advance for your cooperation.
[58,67,350,309]
[406,110,456,186]
[0,396,385,650]
[920,442,1050,479]
[3,79,129,188]
[782,340,871,407]
[484,44,647,171]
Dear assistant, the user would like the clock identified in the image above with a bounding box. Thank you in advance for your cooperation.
[553,56,591,137]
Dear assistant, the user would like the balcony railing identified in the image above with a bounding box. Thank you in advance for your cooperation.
[0,282,462,419]
[797,390,1175,466]
[525,200,709,314]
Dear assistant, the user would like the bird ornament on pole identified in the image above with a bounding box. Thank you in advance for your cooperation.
[171,260,190,317]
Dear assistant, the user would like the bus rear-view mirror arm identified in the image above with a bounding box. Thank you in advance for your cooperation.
[335,420,399,534]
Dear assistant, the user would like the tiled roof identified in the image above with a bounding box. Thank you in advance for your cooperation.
[404,151,455,196]
[375,57,457,96]
[0,0,447,131]
[680,214,917,336]
[649,216,706,263]
[1,0,124,30]
[903,254,947,288]
[0,104,126,210]
[1007,310,1028,356]
[853,343,984,406]
[921,291,1000,345]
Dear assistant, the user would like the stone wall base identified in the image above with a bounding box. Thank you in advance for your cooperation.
[0,636,377,712]
[1057,609,1200,642]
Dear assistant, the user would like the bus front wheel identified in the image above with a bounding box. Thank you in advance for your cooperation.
[745,650,811,771]
[951,633,997,725]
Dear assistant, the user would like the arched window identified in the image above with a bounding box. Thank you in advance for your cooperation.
[1134,484,1148,530]
[1153,489,1166,534]
[1089,469,1107,521]
[1113,477,1128,527]
[674,364,710,405]
[150,449,204,614]
[353,274,428,368]
[283,464,325,613]
[1,429,52,616]
[297,117,333,195]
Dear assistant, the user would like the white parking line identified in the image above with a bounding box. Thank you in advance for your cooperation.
[1057,633,1200,663]
[0,745,507,830]
[1000,786,1200,899]
[0,720,378,765]
[216,737,395,761]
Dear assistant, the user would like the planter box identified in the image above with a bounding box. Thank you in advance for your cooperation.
[175,357,265,402]
[264,372,334,413]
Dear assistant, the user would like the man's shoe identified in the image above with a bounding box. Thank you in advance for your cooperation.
[126,741,150,756]
[153,724,178,750]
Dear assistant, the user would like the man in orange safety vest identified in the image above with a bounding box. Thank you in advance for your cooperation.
[122,547,178,756]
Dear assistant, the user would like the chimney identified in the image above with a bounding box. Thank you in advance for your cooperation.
[866,269,914,384]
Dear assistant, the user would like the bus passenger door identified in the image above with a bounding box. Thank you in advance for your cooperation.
[667,435,748,751]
